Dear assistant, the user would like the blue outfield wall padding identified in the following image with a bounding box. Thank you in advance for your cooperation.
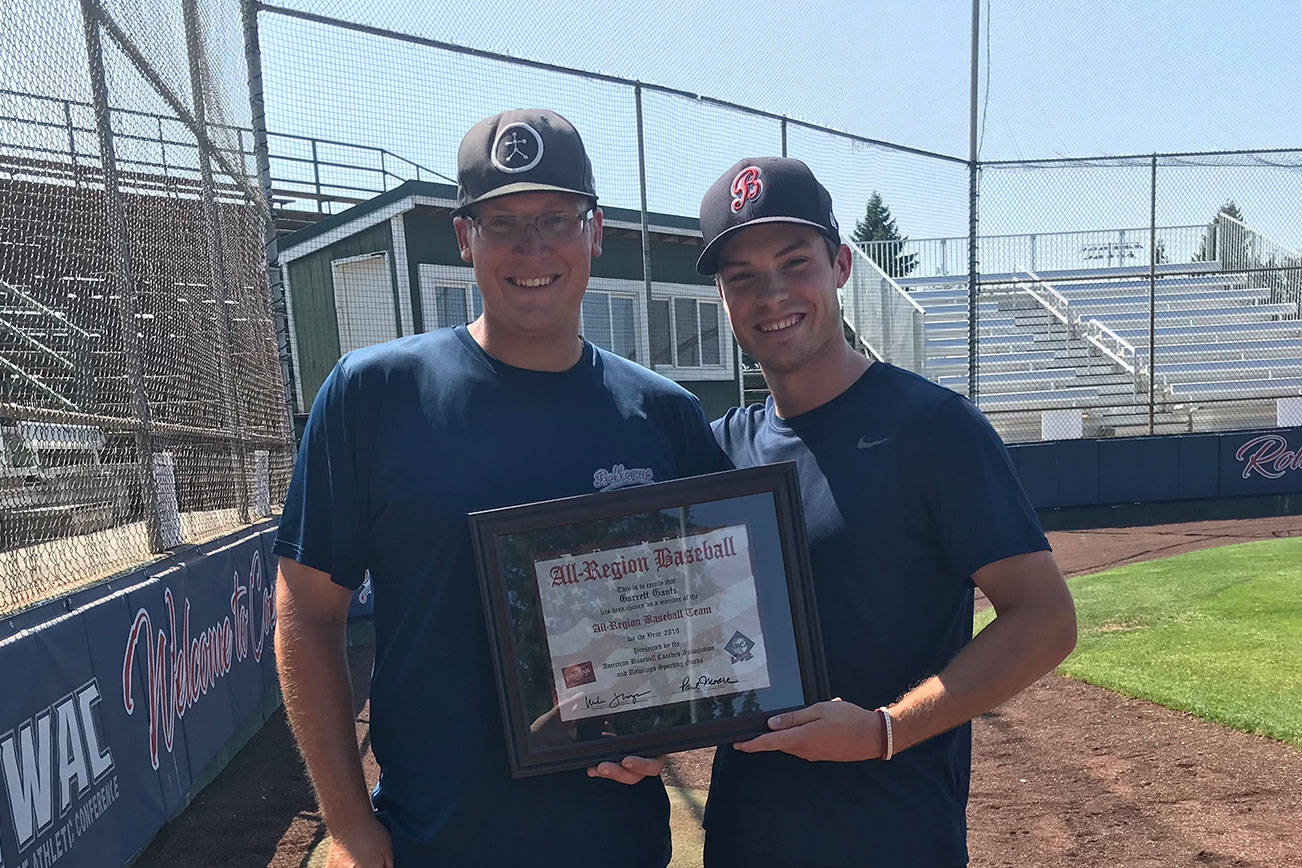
[1220,428,1302,495]
[1010,425,1302,511]
[1140,437,1182,502]
[0,520,280,868]
[0,610,144,868]
[122,562,202,813]
[1055,439,1099,507]
[1177,434,1220,500]
[78,578,174,861]
[1097,438,1144,504]
[1012,442,1059,506]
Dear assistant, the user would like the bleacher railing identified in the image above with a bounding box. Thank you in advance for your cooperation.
[1012,269,1173,401]
[842,244,927,375]
[0,89,442,221]
[1215,213,1302,312]
[868,225,1209,280]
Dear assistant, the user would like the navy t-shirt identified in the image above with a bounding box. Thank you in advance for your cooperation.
[274,326,728,867]
[706,362,1049,867]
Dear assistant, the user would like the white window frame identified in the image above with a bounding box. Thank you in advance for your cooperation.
[581,277,644,364]
[410,267,734,380]
[418,263,482,331]
[647,283,733,381]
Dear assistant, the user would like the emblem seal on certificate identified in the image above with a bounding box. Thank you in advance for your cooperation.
[469,463,828,777]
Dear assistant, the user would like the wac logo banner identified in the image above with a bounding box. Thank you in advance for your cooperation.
[0,523,280,868]
[0,680,117,867]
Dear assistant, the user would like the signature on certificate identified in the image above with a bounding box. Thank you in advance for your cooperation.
[584,689,653,710]
[680,673,741,693]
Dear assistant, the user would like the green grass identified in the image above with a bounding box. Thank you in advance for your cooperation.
[976,537,1302,748]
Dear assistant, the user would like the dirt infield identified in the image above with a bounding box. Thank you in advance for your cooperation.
[135,515,1302,867]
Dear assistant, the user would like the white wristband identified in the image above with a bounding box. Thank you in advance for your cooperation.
[876,706,894,761]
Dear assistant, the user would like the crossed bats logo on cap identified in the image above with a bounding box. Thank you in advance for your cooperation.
[730,166,762,212]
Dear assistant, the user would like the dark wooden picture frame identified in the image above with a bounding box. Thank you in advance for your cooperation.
[468,462,828,778]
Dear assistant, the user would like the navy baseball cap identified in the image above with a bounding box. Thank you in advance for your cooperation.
[451,108,598,217]
[696,157,841,275]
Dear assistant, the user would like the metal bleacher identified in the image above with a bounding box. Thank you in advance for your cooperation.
[876,258,1302,442]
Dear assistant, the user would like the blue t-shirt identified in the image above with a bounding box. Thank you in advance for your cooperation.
[274,326,728,867]
[706,363,1049,868]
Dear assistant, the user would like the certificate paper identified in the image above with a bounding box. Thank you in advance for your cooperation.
[533,525,771,722]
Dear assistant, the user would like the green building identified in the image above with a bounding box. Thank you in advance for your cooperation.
[279,180,740,422]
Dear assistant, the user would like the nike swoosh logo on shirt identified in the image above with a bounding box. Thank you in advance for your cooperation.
[857,436,891,450]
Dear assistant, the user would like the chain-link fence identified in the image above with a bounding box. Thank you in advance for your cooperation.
[248,4,971,412]
[0,0,294,614]
[243,5,1302,448]
[968,152,1302,442]
[5,2,1298,611]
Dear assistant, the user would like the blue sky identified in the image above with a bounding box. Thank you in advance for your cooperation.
[4,0,1299,247]
[251,0,1302,248]
[259,0,1302,160]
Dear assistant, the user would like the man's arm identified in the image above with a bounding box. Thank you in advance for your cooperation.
[276,557,393,868]
[734,549,1076,761]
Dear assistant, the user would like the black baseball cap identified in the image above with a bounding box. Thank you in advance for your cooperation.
[451,108,598,217]
[696,157,840,275]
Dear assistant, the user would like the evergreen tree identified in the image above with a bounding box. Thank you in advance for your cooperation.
[851,192,918,278]
[1195,201,1245,261]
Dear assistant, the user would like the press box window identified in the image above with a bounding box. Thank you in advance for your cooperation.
[426,284,483,329]
[581,291,638,361]
[650,298,721,368]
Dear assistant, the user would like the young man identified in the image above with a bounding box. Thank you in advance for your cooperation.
[273,109,726,868]
[696,157,1077,868]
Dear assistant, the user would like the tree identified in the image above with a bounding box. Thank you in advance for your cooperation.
[1195,200,1244,261]
[851,192,918,278]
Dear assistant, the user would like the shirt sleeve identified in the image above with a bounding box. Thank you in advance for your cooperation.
[921,395,1050,580]
[679,395,734,475]
[272,358,370,590]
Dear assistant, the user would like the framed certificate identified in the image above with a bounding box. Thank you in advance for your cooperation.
[468,462,828,777]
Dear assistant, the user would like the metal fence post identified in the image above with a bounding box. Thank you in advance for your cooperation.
[634,83,655,370]
[78,0,167,552]
[311,139,322,212]
[967,0,980,402]
[183,0,251,523]
[880,277,893,361]
[966,187,980,400]
[241,0,299,434]
[913,307,926,377]
[1148,154,1157,434]
[62,100,81,186]
[780,116,788,158]
[156,116,173,196]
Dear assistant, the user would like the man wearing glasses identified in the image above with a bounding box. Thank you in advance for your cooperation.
[273,109,726,867]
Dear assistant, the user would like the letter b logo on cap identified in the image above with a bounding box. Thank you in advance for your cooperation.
[730,166,762,212]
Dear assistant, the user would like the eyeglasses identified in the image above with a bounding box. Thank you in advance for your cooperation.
[468,210,590,243]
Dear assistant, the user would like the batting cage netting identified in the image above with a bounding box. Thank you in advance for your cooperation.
[1,0,293,613]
